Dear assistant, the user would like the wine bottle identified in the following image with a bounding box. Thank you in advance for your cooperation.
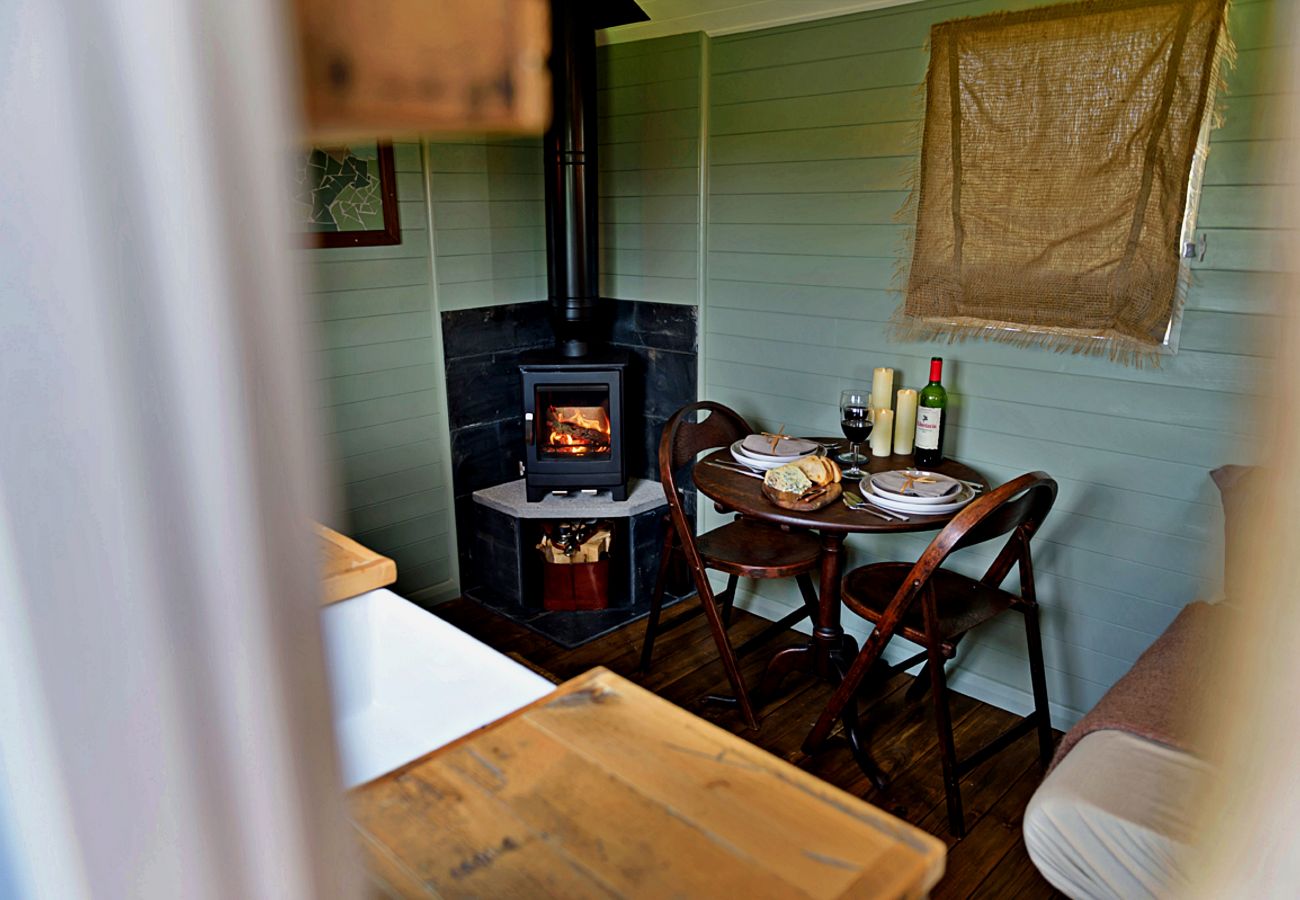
[913,357,947,467]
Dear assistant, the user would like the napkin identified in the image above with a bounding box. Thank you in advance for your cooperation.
[872,470,959,498]
[741,434,818,457]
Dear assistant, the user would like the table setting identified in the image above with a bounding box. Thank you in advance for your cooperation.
[690,360,989,722]
[703,441,983,524]
[847,469,983,517]
[700,357,979,522]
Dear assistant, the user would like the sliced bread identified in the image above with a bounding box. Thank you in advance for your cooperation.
[764,463,813,494]
[793,454,841,486]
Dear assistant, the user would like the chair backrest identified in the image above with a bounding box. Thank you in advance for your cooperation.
[949,473,1057,555]
[900,472,1058,607]
[656,402,752,569]
[659,401,751,478]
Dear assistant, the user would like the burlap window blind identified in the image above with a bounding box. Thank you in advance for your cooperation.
[897,0,1233,364]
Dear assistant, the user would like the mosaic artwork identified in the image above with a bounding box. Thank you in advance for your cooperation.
[294,142,399,246]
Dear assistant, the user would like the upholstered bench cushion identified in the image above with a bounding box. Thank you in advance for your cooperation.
[1048,600,1223,772]
[1025,729,1209,899]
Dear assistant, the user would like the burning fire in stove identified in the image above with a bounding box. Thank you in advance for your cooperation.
[546,405,612,456]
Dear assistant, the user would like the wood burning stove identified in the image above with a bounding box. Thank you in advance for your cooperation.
[521,350,629,502]
[517,1,645,503]
[537,0,649,359]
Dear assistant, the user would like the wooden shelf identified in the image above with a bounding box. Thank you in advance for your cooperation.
[317,524,397,606]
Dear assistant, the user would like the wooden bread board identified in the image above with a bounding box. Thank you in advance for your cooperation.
[317,524,397,605]
[762,481,842,512]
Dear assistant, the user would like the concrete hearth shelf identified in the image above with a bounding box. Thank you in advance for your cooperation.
[474,477,665,518]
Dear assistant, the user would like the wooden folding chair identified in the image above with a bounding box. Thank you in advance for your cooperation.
[804,472,1058,835]
[641,402,822,729]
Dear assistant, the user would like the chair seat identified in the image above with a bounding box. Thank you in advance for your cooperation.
[696,519,821,578]
[842,562,1017,656]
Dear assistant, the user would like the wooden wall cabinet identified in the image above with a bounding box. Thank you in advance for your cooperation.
[292,0,550,139]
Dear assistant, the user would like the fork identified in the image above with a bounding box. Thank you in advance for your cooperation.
[842,491,907,522]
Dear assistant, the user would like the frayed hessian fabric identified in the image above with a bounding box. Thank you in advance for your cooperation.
[895,0,1234,367]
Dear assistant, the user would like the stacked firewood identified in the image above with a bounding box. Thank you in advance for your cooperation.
[536,521,611,564]
[548,419,609,446]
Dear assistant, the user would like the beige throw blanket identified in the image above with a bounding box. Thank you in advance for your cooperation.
[1050,600,1223,771]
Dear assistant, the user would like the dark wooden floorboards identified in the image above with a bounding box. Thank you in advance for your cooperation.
[435,597,1066,899]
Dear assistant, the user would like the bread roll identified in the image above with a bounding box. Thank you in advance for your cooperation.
[792,454,840,486]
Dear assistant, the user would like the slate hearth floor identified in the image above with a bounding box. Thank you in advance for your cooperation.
[462,585,691,648]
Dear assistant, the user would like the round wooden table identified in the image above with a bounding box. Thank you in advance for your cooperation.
[692,441,989,755]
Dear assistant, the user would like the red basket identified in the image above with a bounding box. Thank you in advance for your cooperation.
[542,558,610,611]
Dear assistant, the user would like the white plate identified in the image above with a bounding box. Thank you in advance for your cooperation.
[738,434,820,458]
[867,482,976,515]
[869,469,962,504]
[729,440,814,470]
[730,446,787,471]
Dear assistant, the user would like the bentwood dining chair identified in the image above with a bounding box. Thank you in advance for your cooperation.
[804,472,1058,836]
[640,402,822,729]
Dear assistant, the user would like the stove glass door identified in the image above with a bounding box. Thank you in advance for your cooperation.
[535,384,613,460]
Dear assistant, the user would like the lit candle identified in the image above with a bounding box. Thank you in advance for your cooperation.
[871,408,894,457]
[894,388,918,455]
[871,368,894,412]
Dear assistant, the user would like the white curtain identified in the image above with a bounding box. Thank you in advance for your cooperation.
[0,0,358,896]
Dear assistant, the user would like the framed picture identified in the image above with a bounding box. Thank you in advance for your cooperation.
[294,141,400,248]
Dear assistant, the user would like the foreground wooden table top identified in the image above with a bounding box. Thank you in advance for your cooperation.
[318,524,396,605]
[350,667,945,898]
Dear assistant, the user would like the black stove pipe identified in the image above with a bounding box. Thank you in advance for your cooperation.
[544,0,600,358]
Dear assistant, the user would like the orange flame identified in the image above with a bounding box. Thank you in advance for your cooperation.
[546,405,611,456]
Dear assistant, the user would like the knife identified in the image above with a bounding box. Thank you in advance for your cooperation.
[703,460,764,480]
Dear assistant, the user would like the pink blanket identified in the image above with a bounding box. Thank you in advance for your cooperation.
[1049,601,1223,771]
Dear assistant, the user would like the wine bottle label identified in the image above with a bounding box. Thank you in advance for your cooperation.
[915,407,942,450]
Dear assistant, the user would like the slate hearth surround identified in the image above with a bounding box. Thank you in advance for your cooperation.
[466,478,690,647]
[441,298,697,595]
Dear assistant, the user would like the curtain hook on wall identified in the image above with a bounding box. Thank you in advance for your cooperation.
[1183,234,1208,262]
